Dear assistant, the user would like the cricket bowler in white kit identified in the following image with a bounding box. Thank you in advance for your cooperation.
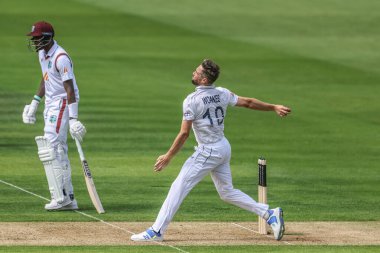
[23,21,86,211]
[131,59,291,241]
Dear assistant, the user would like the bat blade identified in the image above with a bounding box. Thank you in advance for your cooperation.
[81,159,105,214]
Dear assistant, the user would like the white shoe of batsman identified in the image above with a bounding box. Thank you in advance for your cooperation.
[60,199,79,210]
[267,207,285,240]
[131,228,163,242]
[45,199,78,211]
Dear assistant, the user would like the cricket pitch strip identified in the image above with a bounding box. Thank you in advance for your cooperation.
[1,221,379,246]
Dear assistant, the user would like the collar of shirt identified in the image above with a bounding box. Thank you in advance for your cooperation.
[195,84,215,90]
[43,40,58,59]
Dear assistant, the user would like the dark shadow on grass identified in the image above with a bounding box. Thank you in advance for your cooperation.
[95,202,157,212]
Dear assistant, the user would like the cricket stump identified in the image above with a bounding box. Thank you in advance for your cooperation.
[258,157,268,235]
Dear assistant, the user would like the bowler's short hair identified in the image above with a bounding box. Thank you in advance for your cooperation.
[201,59,220,84]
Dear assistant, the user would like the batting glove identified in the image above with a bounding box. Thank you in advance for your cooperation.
[69,118,86,142]
[22,100,39,124]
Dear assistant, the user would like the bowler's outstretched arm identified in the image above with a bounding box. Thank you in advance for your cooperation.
[154,120,192,172]
[236,96,291,117]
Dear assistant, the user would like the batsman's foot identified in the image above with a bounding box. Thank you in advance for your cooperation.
[45,199,78,211]
[60,199,79,210]
[131,228,163,242]
[267,207,285,240]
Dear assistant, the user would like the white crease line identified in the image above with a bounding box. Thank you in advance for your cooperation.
[0,179,189,253]
[232,222,292,245]
[232,222,261,235]
[0,179,50,202]
[76,210,189,253]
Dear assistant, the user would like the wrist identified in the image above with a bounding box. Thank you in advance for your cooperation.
[165,152,173,160]
[69,118,78,125]
[68,102,78,118]
[33,95,42,103]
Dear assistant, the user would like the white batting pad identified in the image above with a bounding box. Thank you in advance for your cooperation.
[35,136,65,204]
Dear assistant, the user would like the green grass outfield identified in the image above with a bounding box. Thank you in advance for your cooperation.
[0,0,379,252]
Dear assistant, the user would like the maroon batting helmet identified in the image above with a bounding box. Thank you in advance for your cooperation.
[27,21,55,37]
[27,21,55,52]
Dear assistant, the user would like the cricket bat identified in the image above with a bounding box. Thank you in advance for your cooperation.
[74,138,105,214]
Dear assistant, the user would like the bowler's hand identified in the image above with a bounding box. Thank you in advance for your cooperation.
[274,105,291,117]
[154,154,171,172]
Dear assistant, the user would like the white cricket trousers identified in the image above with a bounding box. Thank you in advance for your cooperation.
[152,137,269,234]
[43,98,74,199]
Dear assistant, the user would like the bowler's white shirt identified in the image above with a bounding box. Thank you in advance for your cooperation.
[183,85,238,145]
[38,41,79,105]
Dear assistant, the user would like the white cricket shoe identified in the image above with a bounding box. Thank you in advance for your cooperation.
[266,207,285,240]
[45,198,78,211]
[131,228,163,242]
[60,199,79,210]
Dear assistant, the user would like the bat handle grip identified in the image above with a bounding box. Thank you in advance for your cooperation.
[74,138,86,161]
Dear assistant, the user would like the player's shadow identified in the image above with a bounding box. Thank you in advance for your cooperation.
[77,202,157,213]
